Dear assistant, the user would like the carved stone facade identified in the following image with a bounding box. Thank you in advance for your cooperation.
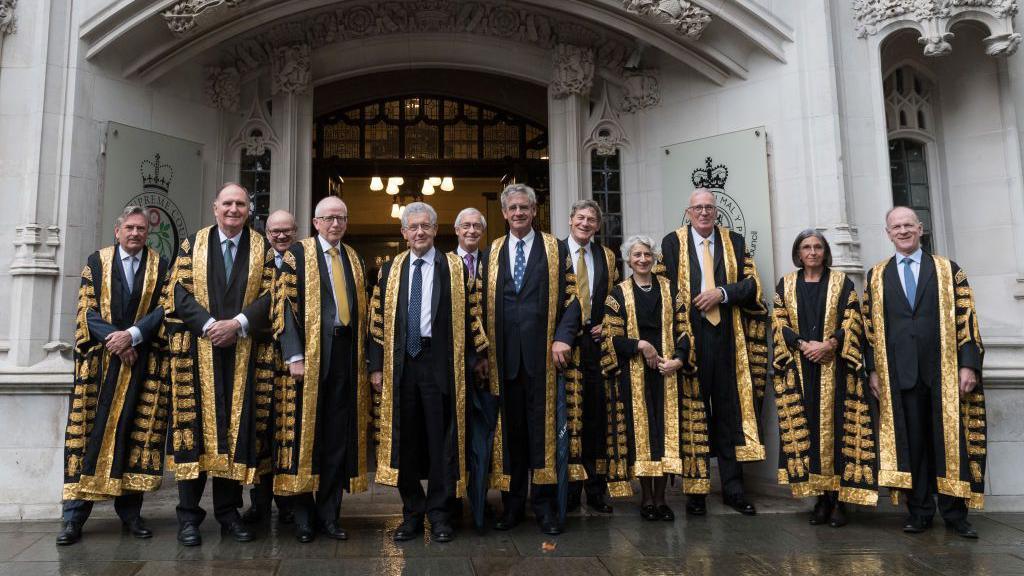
[271,44,312,96]
[163,0,248,35]
[551,44,595,99]
[622,0,712,40]
[620,69,661,113]
[204,66,240,111]
[853,0,1021,56]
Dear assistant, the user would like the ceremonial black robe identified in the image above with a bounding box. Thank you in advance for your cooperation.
[272,237,370,495]
[63,246,169,500]
[481,232,582,488]
[772,269,877,505]
[600,276,711,496]
[368,250,487,495]
[862,253,986,509]
[659,225,769,462]
[165,226,275,483]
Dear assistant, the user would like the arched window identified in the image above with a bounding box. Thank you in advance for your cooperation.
[240,141,271,233]
[884,65,936,252]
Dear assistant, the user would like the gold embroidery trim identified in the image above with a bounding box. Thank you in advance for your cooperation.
[299,237,324,491]
[192,227,218,463]
[447,252,469,497]
[375,251,408,486]
[536,232,561,484]
[869,260,908,488]
[935,257,965,497]
[660,276,681,473]
[818,270,844,480]
[345,243,370,492]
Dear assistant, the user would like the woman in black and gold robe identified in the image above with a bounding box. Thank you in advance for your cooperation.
[601,236,710,521]
[772,230,877,528]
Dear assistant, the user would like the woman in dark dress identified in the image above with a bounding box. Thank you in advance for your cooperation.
[601,236,711,521]
[772,230,878,527]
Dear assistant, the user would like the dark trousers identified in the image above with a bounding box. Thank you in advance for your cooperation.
[571,334,608,503]
[696,318,745,499]
[398,344,451,525]
[176,473,243,526]
[293,330,352,528]
[502,370,557,521]
[467,380,498,528]
[62,493,143,525]
[248,472,290,517]
[902,382,968,522]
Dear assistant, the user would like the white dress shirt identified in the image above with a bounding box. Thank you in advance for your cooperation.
[118,246,144,346]
[895,247,923,297]
[201,228,250,337]
[408,248,435,338]
[507,229,536,278]
[691,226,728,303]
[566,236,595,305]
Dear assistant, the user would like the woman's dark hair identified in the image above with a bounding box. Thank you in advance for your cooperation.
[791,229,832,269]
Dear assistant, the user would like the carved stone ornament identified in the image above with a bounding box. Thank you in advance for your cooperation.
[271,44,312,96]
[584,87,629,156]
[621,69,660,113]
[0,0,16,36]
[204,66,240,111]
[163,0,248,35]
[853,0,1021,57]
[215,1,633,77]
[551,44,595,99]
[228,96,280,158]
[623,0,712,40]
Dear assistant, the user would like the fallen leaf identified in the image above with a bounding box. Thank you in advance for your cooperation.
[541,541,557,552]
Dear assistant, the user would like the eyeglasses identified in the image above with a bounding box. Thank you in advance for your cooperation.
[267,228,295,237]
[403,223,435,232]
[688,204,717,214]
[457,223,484,231]
[317,215,348,225]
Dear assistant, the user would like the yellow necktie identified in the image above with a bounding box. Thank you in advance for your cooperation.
[327,246,351,326]
[577,247,591,323]
[702,238,720,326]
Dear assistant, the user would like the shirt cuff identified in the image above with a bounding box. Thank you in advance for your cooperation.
[201,317,215,336]
[234,314,249,337]
[719,287,729,304]
[287,354,304,364]
[127,326,143,347]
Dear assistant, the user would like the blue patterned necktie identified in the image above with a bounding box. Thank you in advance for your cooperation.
[902,257,917,310]
[223,239,234,279]
[513,239,526,293]
[407,258,424,357]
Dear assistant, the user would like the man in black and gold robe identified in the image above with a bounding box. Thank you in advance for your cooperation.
[863,206,985,539]
[58,206,170,545]
[369,202,487,543]
[482,184,581,535]
[274,196,371,543]
[660,188,769,516]
[561,199,619,514]
[165,183,275,546]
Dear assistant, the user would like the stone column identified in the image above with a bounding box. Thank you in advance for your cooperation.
[270,43,314,226]
[548,44,594,238]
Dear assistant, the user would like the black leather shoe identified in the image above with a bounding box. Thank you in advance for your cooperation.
[295,523,315,543]
[657,505,675,522]
[828,503,848,528]
[394,518,423,542]
[278,508,295,525]
[431,522,454,543]
[903,515,931,534]
[123,517,153,539]
[540,516,561,535]
[809,495,830,525]
[725,495,757,516]
[586,497,613,514]
[948,519,978,539]
[640,504,660,521]
[240,506,263,525]
[686,495,707,516]
[221,521,255,542]
[494,512,521,531]
[55,521,82,546]
[321,521,348,540]
[177,522,202,547]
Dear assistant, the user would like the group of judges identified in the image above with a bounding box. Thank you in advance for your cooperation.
[57,181,987,546]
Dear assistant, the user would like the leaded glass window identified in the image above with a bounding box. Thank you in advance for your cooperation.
[592,149,623,276]
[240,147,271,233]
[888,138,934,253]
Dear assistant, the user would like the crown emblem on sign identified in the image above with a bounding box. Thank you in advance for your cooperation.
[140,153,174,194]
[691,156,728,189]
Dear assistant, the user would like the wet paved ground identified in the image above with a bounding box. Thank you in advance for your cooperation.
[4,482,1024,575]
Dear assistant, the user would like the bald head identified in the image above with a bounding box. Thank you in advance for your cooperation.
[265,210,297,253]
[314,195,347,218]
[313,196,348,246]
[885,205,919,227]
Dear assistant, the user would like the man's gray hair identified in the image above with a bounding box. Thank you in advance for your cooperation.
[116,205,151,228]
[622,234,660,260]
[500,183,537,211]
[401,202,438,228]
[314,195,347,218]
[689,187,716,205]
[454,207,487,230]
[570,199,602,222]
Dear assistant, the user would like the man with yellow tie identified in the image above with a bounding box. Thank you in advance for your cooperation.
[659,188,768,518]
[274,196,371,543]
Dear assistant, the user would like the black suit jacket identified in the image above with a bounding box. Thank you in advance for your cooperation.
[86,246,165,344]
[559,238,616,331]
[280,239,361,383]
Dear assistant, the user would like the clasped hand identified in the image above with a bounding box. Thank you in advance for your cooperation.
[105,331,137,367]
[207,319,241,347]
[799,339,835,365]
[692,287,723,312]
